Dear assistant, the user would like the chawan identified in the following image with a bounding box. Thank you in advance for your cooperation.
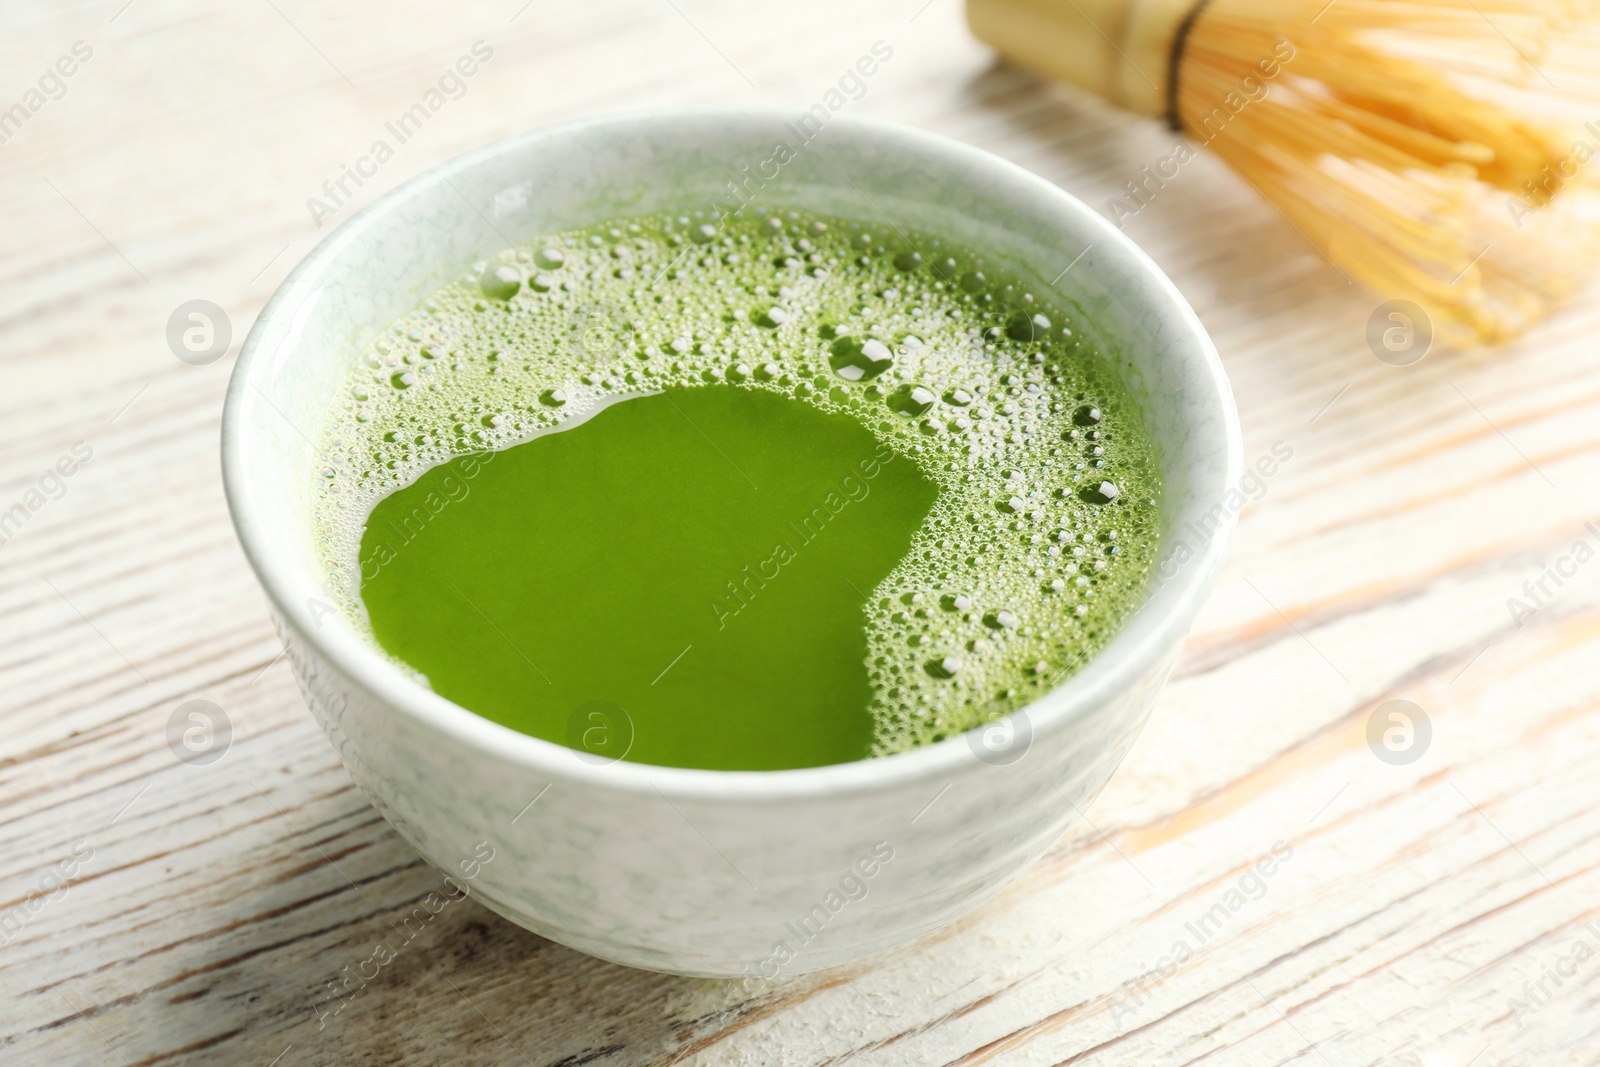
[221,108,1240,977]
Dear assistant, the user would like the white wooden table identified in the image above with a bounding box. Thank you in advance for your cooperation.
[5,2,1600,1064]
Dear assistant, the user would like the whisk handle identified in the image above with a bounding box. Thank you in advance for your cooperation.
[967,0,1200,120]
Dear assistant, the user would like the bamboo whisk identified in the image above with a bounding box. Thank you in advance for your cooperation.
[967,0,1600,344]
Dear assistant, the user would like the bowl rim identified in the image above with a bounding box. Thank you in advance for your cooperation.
[221,104,1241,802]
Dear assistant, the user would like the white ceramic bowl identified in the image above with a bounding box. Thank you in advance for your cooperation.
[222,107,1240,978]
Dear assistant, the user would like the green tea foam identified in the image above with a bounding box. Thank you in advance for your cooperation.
[312,207,1161,756]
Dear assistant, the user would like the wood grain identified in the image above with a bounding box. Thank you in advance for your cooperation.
[4,1,1600,1064]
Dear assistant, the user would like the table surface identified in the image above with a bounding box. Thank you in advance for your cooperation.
[5,2,1600,1065]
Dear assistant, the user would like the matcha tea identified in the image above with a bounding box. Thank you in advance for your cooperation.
[312,208,1161,770]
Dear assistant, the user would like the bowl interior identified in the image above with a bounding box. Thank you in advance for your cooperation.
[222,107,1240,795]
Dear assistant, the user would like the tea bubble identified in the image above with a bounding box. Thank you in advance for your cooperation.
[1006,312,1051,342]
[887,385,936,416]
[480,265,522,301]
[830,337,895,381]
[1081,481,1120,505]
